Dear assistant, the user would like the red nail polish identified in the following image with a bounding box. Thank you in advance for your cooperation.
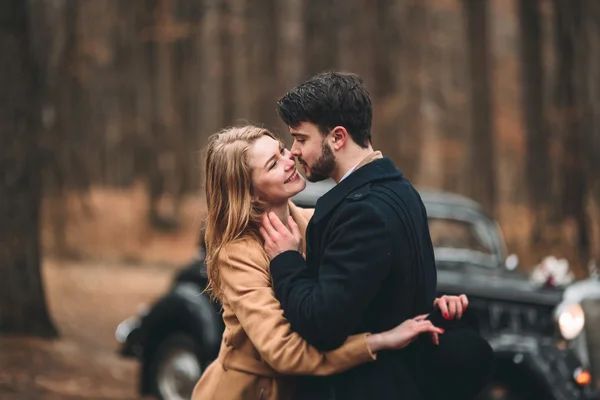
[443,313,448,319]
[440,329,445,333]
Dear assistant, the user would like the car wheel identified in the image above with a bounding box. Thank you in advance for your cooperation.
[475,380,526,400]
[149,333,204,400]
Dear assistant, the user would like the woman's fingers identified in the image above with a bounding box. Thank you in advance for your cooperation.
[414,313,429,321]
[417,320,444,335]
[460,294,469,309]
[448,298,457,320]
[437,297,449,319]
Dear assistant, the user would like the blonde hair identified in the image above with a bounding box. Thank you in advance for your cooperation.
[203,125,278,300]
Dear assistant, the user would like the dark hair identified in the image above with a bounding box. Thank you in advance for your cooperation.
[276,71,372,148]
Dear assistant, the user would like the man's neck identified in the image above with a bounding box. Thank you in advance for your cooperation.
[332,145,374,183]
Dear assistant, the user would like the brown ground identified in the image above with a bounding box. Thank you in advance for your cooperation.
[0,259,177,400]
[2,185,200,400]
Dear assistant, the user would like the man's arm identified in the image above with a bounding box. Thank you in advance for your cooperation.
[218,241,378,376]
[269,201,392,350]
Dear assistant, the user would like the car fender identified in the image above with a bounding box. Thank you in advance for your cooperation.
[487,333,586,400]
[140,282,223,361]
[563,278,600,303]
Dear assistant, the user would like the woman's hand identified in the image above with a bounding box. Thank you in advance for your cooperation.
[366,315,444,353]
[434,294,469,320]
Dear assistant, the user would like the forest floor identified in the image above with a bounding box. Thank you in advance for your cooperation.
[2,185,201,400]
[0,259,177,400]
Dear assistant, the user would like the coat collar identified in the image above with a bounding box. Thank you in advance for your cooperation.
[353,150,383,172]
[313,155,403,223]
[288,201,310,254]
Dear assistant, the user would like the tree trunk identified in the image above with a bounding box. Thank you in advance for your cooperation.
[275,0,305,142]
[227,0,252,123]
[398,3,425,181]
[251,0,279,131]
[518,0,550,243]
[198,0,223,136]
[552,0,589,264]
[580,3,600,263]
[463,0,496,213]
[0,0,58,337]
[416,6,445,190]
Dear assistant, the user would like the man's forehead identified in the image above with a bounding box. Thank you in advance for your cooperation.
[288,122,321,137]
[289,125,314,136]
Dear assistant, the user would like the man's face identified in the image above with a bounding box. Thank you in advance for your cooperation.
[289,122,336,182]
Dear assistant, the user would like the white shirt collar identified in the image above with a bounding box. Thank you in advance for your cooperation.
[339,162,361,182]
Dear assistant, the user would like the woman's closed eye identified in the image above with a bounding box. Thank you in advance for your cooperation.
[269,147,285,170]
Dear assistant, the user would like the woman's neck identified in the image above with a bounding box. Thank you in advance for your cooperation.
[268,202,290,228]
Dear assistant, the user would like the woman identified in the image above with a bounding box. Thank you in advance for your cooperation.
[192,125,467,400]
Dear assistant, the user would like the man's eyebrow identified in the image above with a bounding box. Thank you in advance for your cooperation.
[290,132,307,138]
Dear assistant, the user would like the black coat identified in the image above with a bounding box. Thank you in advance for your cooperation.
[270,157,438,400]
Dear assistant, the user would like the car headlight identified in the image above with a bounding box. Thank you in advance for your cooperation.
[556,303,585,340]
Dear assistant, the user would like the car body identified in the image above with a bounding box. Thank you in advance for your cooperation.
[116,181,600,400]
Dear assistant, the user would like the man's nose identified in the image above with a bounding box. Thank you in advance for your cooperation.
[284,148,294,160]
[291,143,301,157]
[284,156,295,170]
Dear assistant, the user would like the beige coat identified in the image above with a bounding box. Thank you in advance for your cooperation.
[191,203,376,400]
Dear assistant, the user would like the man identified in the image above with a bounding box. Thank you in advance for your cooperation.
[260,72,442,399]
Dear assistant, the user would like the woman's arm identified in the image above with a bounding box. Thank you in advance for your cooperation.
[219,240,377,376]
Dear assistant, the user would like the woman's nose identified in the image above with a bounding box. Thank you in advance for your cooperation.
[284,151,295,168]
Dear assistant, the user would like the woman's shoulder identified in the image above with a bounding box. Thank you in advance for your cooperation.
[289,201,315,222]
[219,236,268,265]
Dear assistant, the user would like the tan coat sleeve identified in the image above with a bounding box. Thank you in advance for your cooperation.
[219,241,376,376]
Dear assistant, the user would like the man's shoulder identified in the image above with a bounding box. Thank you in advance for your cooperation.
[330,187,389,223]
[339,178,425,220]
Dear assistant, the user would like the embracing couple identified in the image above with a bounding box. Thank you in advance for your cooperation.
[192,72,493,400]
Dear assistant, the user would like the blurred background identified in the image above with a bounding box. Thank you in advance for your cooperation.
[1,0,600,399]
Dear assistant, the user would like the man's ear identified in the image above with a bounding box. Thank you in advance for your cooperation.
[330,126,348,151]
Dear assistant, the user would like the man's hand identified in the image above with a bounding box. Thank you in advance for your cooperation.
[260,212,302,260]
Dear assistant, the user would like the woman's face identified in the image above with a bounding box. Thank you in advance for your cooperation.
[249,135,306,205]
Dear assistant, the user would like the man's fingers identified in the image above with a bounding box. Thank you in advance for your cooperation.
[268,212,289,233]
[261,213,278,238]
[414,314,429,321]
[259,227,272,247]
[288,216,301,239]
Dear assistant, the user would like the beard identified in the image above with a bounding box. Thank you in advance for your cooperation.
[301,140,335,182]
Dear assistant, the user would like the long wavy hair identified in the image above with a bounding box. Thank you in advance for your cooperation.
[203,125,277,301]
